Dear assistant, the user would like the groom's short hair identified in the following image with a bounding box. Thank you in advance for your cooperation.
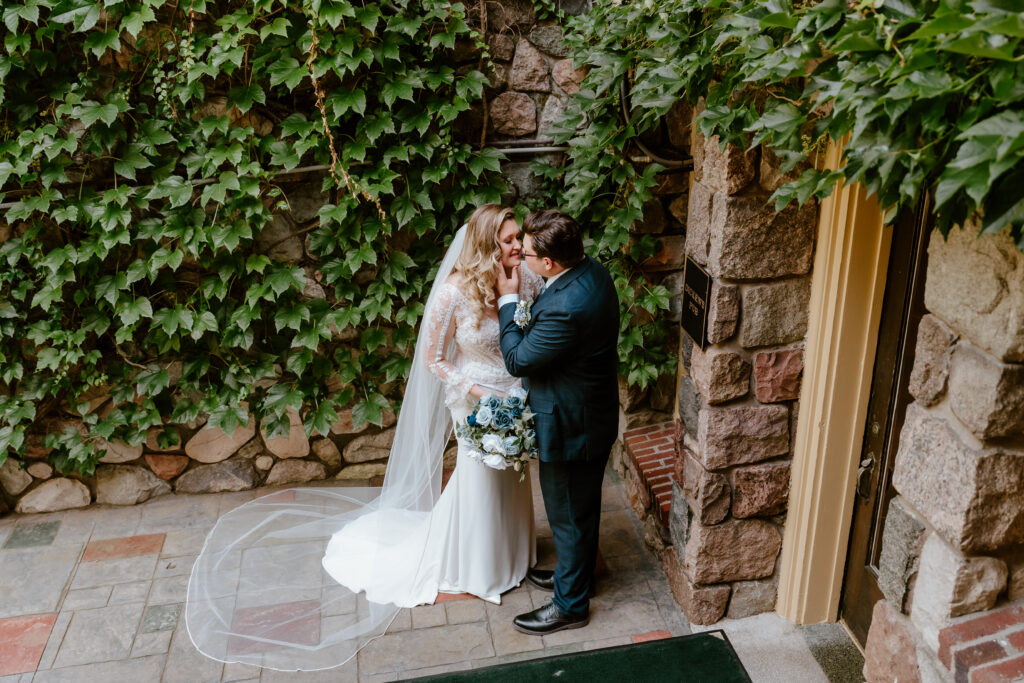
[524,210,585,267]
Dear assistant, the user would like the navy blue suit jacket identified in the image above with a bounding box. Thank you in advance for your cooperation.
[498,255,620,463]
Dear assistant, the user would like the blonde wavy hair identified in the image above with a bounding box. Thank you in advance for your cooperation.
[452,204,517,326]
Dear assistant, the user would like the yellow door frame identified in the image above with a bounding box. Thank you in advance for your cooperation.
[775,142,892,624]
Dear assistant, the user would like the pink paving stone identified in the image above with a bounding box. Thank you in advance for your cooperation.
[632,630,672,643]
[0,614,57,676]
[81,533,165,562]
[434,592,474,603]
[228,600,321,655]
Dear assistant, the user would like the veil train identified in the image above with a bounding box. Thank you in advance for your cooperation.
[184,227,468,671]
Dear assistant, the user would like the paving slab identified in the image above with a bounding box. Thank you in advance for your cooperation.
[61,585,112,611]
[0,614,57,676]
[35,611,71,671]
[142,603,182,633]
[32,654,167,683]
[692,612,830,683]
[155,555,196,578]
[484,588,545,657]
[85,507,142,541]
[260,662,358,682]
[51,602,146,669]
[131,630,172,658]
[137,495,221,535]
[110,580,151,604]
[150,574,189,604]
[0,462,860,682]
[444,598,487,624]
[70,553,158,589]
[3,521,61,549]
[162,528,213,556]
[82,533,165,561]
[0,545,81,618]
[410,603,446,629]
[357,622,495,675]
[162,608,224,683]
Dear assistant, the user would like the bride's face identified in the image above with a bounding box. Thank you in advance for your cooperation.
[497,218,521,269]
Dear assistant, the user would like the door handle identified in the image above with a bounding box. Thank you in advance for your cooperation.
[856,455,875,500]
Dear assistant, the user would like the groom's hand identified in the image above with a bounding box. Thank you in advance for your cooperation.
[495,264,519,298]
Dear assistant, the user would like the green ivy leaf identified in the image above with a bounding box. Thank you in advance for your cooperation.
[352,392,390,428]
[75,101,119,127]
[268,56,308,90]
[227,83,267,113]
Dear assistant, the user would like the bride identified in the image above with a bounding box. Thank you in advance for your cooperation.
[185,204,544,671]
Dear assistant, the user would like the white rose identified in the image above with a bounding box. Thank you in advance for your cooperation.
[481,434,504,454]
[509,386,527,401]
[475,406,493,427]
[483,453,508,469]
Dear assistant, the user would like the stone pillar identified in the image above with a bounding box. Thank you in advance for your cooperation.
[666,103,818,624]
[865,220,1024,681]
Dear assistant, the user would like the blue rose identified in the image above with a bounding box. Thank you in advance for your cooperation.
[511,406,522,418]
[485,394,502,411]
[504,395,524,411]
[467,413,477,427]
[492,408,514,430]
[475,406,494,427]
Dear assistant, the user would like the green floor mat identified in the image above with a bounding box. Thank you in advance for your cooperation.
[407,631,752,682]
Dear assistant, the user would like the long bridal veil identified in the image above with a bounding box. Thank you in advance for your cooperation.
[185,227,468,671]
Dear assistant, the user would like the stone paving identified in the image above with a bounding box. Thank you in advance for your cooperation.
[0,464,861,682]
[0,466,704,682]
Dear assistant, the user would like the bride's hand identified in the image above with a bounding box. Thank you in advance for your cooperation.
[470,385,505,400]
[494,263,519,297]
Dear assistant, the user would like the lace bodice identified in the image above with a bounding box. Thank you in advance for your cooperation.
[424,264,544,408]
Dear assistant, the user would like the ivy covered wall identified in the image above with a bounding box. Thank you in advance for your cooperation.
[0,0,683,511]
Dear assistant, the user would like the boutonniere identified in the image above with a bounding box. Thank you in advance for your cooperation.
[513,299,532,329]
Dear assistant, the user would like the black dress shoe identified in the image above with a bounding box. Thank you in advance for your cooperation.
[513,601,589,635]
[526,568,597,597]
[526,568,554,591]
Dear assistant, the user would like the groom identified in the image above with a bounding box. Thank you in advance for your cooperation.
[496,209,619,635]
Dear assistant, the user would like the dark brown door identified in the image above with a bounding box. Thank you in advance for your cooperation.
[839,195,933,646]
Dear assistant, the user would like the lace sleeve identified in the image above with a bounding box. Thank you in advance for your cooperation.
[423,283,475,407]
[519,263,545,302]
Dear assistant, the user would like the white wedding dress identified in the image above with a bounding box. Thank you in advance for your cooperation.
[185,227,544,671]
[321,275,542,606]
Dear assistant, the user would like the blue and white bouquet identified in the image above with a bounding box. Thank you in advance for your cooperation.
[455,386,538,480]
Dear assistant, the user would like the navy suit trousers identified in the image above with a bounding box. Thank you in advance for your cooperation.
[539,456,608,617]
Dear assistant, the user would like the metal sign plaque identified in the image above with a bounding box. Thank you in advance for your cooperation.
[681,256,711,350]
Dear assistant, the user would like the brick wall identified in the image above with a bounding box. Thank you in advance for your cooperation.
[622,423,676,526]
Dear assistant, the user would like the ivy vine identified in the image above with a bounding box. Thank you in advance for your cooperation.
[0,0,679,477]
[0,0,508,474]
[547,0,1024,258]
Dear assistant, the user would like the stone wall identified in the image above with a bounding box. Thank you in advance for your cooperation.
[863,221,1024,682]
[0,399,407,514]
[661,104,819,625]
